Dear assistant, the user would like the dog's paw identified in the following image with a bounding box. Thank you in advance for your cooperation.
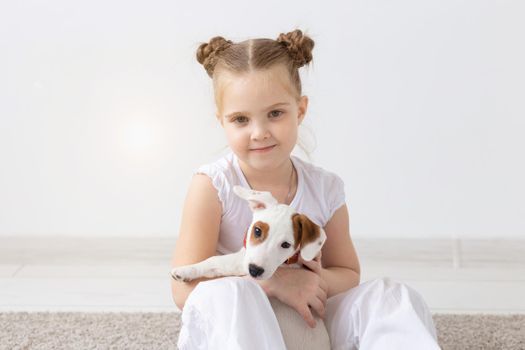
[170,266,198,282]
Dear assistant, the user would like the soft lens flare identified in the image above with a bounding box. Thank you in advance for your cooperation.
[121,119,159,155]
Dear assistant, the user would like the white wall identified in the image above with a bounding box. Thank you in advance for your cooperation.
[1,0,524,239]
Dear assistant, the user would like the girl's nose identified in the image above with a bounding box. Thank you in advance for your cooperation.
[250,122,270,141]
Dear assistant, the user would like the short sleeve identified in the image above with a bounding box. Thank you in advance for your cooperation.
[327,173,346,219]
[193,164,231,214]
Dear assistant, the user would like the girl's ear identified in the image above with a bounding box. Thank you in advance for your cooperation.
[297,95,309,125]
[216,112,224,127]
[292,213,327,261]
[233,185,278,212]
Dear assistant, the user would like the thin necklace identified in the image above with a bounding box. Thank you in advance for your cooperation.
[245,161,296,204]
[284,163,296,204]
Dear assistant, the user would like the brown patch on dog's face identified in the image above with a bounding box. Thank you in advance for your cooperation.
[292,213,320,249]
[249,221,270,246]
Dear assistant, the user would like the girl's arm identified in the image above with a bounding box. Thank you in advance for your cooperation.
[170,173,223,310]
[317,203,361,297]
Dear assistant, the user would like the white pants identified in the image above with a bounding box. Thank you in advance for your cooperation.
[177,277,440,350]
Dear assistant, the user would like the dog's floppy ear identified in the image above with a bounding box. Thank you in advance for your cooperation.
[233,185,278,212]
[292,213,327,261]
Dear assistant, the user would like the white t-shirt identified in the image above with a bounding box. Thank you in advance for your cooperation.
[193,151,346,255]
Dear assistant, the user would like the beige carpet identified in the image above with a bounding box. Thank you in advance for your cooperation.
[1,312,524,349]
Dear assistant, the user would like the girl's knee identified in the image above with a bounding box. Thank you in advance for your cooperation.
[378,277,426,303]
[351,277,428,311]
[366,277,414,297]
[368,276,402,289]
[328,277,436,343]
[369,278,434,324]
[379,277,423,301]
[195,276,243,292]
[190,276,263,304]
[200,276,261,291]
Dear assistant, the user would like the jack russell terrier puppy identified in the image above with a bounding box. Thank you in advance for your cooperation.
[171,185,331,350]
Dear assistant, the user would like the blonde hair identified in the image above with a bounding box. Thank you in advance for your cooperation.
[196,29,316,158]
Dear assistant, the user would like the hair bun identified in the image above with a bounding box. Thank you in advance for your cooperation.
[196,36,233,77]
[277,29,314,68]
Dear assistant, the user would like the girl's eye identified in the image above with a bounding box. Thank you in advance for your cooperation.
[269,110,283,118]
[281,242,291,249]
[233,116,248,124]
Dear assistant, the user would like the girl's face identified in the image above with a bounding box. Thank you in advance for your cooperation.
[216,65,308,171]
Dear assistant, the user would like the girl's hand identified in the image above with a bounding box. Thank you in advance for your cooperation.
[298,250,323,275]
[266,264,328,328]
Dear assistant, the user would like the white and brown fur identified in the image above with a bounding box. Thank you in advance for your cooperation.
[171,185,331,349]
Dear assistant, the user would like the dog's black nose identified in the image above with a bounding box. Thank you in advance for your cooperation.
[249,264,264,278]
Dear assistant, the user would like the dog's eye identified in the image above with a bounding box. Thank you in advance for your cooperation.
[254,227,262,237]
[281,242,291,249]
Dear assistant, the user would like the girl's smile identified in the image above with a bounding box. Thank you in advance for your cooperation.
[250,145,277,153]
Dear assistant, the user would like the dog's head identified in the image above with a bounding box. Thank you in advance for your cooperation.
[233,185,326,280]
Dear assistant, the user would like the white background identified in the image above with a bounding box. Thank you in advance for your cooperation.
[1,0,524,239]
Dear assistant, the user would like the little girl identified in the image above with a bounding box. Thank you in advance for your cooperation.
[171,29,440,350]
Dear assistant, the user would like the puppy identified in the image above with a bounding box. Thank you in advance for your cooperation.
[171,185,330,350]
